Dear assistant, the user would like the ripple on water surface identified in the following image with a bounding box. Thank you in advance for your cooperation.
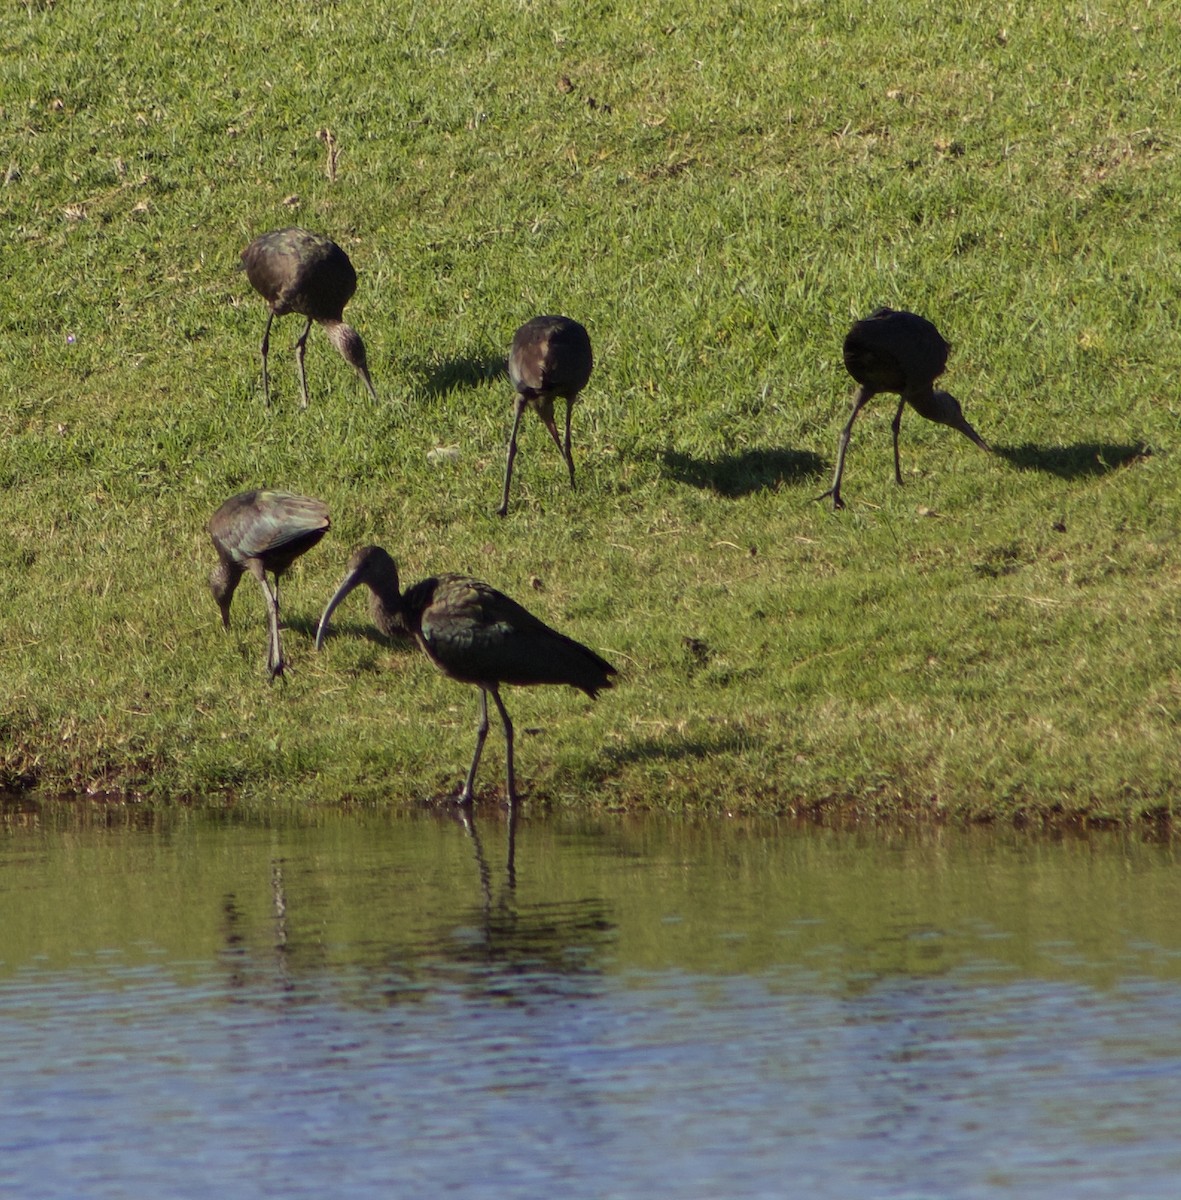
[1,811,1180,1199]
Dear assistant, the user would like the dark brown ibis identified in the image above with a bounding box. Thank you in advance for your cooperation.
[207,489,330,680]
[315,545,615,804]
[498,315,593,517]
[240,227,378,407]
[818,307,990,510]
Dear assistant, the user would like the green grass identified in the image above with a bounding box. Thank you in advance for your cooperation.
[1,0,1178,821]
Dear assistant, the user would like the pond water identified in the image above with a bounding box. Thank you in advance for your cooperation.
[1,803,1179,1199]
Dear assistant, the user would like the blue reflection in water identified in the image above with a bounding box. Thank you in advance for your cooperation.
[1,813,1180,1199]
[4,959,1181,1197]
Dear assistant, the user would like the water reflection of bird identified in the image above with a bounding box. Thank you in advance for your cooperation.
[241,227,378,407]
[819,307,991,510]
[457,804,518,907]
[207,489,330,679]
[315,545,616,804]
[498,315,593,516]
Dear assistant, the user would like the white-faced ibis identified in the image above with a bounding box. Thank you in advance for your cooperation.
[208,489,330,680]
[498,315,593,517]
[818,307,991,510]
[240,227,378,407]
[315,545,615,804]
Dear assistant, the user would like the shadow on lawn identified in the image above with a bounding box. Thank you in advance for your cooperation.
[601,729,758,770]
[993,442,1152,479]
[661,447,826,497]
[289,616,412,649]
[411,352,507,397]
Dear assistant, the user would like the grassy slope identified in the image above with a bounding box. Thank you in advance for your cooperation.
[0,0,1177,818]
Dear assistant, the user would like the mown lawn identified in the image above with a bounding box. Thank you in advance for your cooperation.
[0,1,1177,820]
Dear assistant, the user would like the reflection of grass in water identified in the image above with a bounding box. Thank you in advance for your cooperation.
[10,805,1178,997]
[0,2,1178,822]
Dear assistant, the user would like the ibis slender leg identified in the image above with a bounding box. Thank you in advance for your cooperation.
[294,317,314,409]
[891,398,907,485]
[816,386,873,511]
[540,413,564,455]
[254,572,284,680]
[538,409,571,489]
[563,396,576,490]
[271,573,284,665]
[488,685,517,806]
[259,312,275,406]
[497,398,528,517]
[460,688,491,804]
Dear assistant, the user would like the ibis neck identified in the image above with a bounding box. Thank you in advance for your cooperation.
[369,589,405,639]
[209,558,242,625]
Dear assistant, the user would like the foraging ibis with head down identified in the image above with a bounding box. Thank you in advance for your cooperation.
[498,315,593,516]
[818,307,990,510]
[315,545,615,804]
[240,227,378,407]
[207,489,330,680]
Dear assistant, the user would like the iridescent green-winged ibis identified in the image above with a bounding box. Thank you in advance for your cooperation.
[818,307,991,510]
[207,490,330,680]
[240,227,378,407]
[315,545,615,804]
[498,315,593,517]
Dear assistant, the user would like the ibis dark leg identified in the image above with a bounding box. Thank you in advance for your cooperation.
[459,688,491,804]
[816,386,872,511]
[294,317,314,409]
[259,312,275,406]
[891,398,906,485]
[254,572,284,680]
[540,411,565,467]
[537,407,571,493]
[488,685,517,806]
[562,396,576,490]
[497,398,527,517]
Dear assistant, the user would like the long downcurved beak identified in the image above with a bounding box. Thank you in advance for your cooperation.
[957,417,992,454]
[314,568,365,651]
[358,363,379,403]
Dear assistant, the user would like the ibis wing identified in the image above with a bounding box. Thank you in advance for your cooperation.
[221,491,330,560]
[509,316,593,398]
[415,575,614,695]
[241,228,357,318]
[844,308,948,390]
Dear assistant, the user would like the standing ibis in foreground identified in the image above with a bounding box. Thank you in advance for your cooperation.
[208,490,330,680]
[240,227,378,407]
[498,315,593,516]
[818,307,991,510]
[315,545,616,804]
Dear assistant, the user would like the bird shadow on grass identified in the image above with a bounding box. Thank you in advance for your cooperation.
[661,447,826,497]
[286,616,412,649]
[600,729,758,770]
[410,353,507,398]
[993,442,1152,480]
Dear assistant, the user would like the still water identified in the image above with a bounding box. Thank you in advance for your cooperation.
[1,803,1179,1199]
